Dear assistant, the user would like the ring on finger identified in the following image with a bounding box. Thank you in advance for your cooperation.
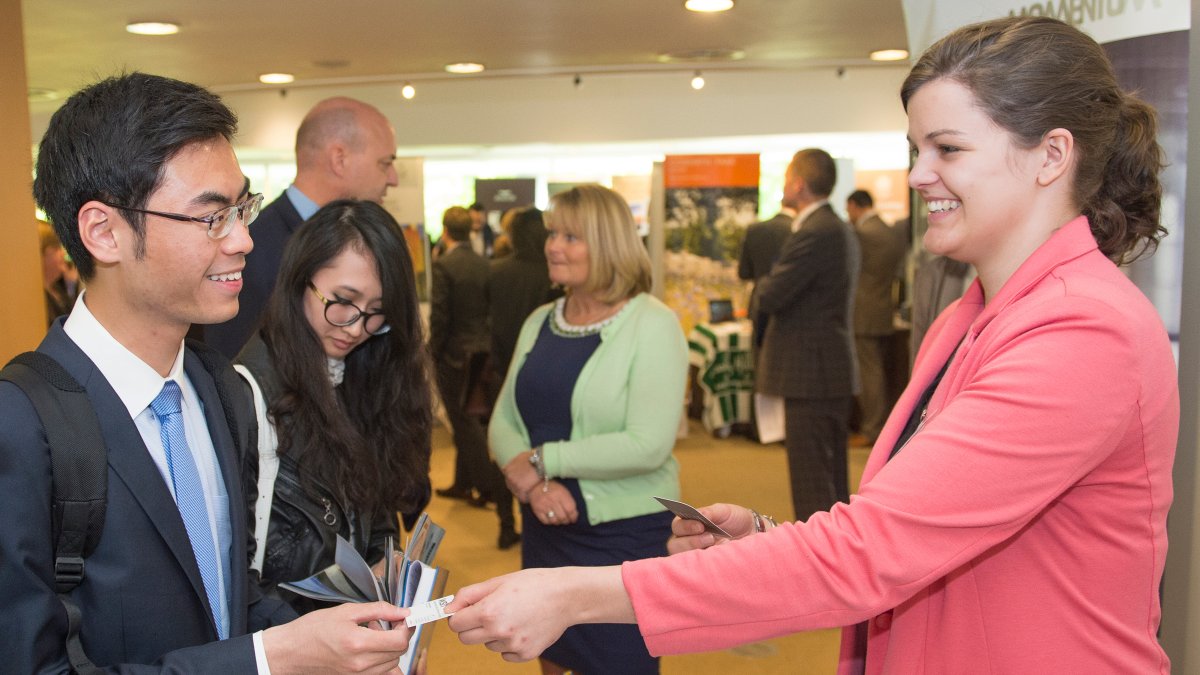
[547,509,556,520]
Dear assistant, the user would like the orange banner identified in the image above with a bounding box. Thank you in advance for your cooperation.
[664,154,760,188]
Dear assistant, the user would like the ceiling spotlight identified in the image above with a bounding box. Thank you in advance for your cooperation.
[685,0,734,12]
[402,83,416,100]
[125,21,180,36]
[870,48,910,62]
[258,73,295,84]
[691,71,706,90]
[445,62,485,74]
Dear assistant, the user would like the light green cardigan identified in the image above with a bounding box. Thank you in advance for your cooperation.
[489,293,688,525]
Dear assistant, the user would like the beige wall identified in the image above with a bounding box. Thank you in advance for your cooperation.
[0,0,45,363]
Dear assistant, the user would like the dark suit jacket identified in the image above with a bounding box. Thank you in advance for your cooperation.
[0,322,295,672]
[488,255,558,382]
[204,192,305,359]
[430,244,490,370]
[756,204,861,399]
[738,212,793,340]
[853,214,907,336]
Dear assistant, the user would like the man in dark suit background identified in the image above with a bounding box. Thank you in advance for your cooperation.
[468,202,497,259]
[203,96,399,359]
[847,189,908,446]
[1,73,410,673]
[756,148,861,521]
[432,207,517,547]
[738,191,798,351]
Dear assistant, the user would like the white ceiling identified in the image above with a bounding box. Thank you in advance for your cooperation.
[24,0,910,106]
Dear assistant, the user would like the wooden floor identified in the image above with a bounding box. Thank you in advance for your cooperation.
[420,419,872,674]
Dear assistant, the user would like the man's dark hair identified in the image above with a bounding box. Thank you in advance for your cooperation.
[32,72,238,280]
[468,202,485,212]
[847,189,874,208]
[443,206,473,241]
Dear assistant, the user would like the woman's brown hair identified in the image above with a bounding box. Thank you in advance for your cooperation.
[901,16,1166,264]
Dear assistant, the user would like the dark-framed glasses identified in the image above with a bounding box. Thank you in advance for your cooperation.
[308,283,391,335]
[101,193,264,240]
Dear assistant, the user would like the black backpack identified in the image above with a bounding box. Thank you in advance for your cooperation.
[0,340,253,674]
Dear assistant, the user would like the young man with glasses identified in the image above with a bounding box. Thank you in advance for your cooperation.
[0,72,411,673]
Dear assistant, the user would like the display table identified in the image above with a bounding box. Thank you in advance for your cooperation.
[687,320,754,434]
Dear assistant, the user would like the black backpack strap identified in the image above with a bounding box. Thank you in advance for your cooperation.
[186,338,256,461]
[0,351,106,675]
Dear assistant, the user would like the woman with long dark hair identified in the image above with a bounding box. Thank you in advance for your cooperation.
[236,199,432,611]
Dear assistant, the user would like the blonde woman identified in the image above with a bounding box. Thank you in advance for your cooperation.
[492,185,687,674]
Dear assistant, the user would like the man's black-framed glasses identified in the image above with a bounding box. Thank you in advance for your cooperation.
[102,193,264,240]
[308,283,391,335]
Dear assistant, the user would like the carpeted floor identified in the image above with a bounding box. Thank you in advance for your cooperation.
[418,419,872,674]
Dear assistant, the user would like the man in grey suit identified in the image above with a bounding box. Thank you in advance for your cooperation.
[756,149,861,521]
[738,193,798,351]
[847,189,907,445]
[204,97,399,359]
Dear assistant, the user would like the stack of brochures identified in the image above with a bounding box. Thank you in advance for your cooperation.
[280,514,448,674]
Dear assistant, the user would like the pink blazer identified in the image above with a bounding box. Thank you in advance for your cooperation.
[623,217,1177,673]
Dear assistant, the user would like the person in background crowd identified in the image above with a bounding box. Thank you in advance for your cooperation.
[432,206,517,548]
[235,200,432,613]
[846,189,907,446]
[2,71,410,674]
[488,206,561,393]
[490,206,520,260]
[469,202,496,258]
[737,187,798,353]
[38,219,79,327]
[204,97,400,359]
[491,184,687,674]
[446,16,1178,674]
[756,148,860,521]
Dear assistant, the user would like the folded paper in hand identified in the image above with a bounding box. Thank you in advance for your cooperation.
[280,513,448,674]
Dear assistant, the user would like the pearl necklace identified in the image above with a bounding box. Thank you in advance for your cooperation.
[549,296,628,337]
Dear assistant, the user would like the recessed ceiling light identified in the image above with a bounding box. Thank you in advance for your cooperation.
[402,83,416,100]
[445,62,485,74]
[685,0,734,12]
[125,22,180,36]
[691,72,706,90]
[259,73,295,84]
[657,48,745,63]
[870,49,910,62]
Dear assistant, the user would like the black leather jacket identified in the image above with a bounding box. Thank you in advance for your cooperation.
[236,338,399,606]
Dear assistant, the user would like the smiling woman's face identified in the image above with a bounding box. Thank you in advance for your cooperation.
[907,78,1045,268]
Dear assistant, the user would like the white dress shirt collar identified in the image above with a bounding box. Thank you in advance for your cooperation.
[63,290,189,419]
[854,208,880,227]
[793,199,830,232]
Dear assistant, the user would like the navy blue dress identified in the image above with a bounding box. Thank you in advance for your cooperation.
[515,316,672,674]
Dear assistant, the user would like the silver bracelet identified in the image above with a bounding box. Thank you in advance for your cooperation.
[750,509,777,533]
[529,446,547,480]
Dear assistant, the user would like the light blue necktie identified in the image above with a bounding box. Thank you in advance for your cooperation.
[150,381,226,640]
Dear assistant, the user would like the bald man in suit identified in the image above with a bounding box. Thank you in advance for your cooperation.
[204,97,400,359]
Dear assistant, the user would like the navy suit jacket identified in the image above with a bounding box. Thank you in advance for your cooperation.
[204,192,305,359]
[0,321,295,672]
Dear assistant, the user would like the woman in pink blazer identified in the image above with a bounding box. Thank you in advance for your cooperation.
[447,16,1178,674]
